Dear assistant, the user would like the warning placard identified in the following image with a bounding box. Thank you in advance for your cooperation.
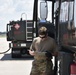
[14,24,20,30]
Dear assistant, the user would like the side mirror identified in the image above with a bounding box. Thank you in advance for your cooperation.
[40,2,48,20]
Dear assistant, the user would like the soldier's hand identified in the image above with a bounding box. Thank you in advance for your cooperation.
[28,50,35,56]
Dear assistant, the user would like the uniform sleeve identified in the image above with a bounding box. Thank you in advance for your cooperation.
[30,38,36,51]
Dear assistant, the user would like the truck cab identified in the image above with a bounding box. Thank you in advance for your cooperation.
[33,0,75,75]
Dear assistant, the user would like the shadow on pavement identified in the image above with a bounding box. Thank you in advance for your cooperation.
[0,53,34,61]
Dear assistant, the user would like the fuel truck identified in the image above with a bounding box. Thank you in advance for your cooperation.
[6,0,76,75]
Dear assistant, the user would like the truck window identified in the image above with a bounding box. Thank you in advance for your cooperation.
[54,1,59,13]
[59,1,74,22]
[59,0,75,46]
[38,1,52,22]
[59,2,69,22]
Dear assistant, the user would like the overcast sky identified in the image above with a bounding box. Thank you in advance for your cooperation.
[0,0,34,32]
[0,0,76,32]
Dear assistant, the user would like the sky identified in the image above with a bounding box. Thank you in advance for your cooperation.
[0,0,76,32]
[0,0,34,32]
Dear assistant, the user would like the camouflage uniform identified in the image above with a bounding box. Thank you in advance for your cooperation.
[30,36,58,75]
[30,59,53,75]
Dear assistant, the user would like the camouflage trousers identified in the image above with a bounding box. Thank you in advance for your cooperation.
[30,59,53,75]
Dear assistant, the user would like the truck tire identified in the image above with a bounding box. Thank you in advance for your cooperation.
[11,48,21,58]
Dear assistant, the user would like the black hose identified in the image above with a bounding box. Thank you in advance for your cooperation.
[0,48,11,54]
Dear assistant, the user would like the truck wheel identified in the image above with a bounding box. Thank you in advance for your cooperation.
[11,48,21,58]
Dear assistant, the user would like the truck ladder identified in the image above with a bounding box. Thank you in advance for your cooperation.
[26,21,33,41]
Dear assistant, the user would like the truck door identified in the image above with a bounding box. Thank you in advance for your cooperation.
[59,0,75,50]
[57,0,75,75]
